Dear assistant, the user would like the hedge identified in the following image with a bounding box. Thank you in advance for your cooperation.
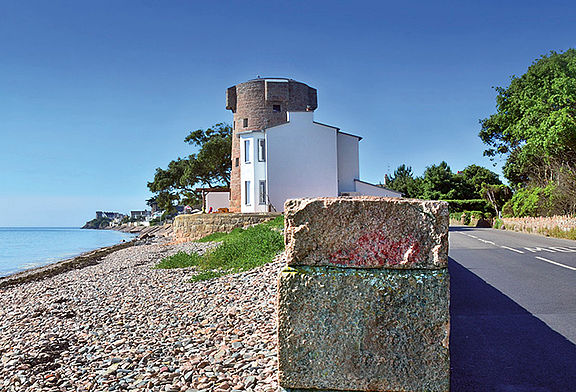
[443,199,494,213]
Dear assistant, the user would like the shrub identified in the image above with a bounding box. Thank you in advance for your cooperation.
[443,199,494,213]
[504,185,557,217]
[154,216,285,281]
[449,212,463,221]
[154,251,202,269]
[493,218,504,229]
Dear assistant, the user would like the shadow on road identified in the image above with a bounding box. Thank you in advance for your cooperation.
[449,258,576,391]
[449,226,481,232]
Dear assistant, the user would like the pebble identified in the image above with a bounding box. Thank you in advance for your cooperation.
[0,240,282,391]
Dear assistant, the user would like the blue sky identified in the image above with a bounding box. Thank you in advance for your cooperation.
[1,0,575,226]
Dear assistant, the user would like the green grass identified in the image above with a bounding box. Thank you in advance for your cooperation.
[154,251,202,269]
[155,215,285,281]
[544,226,576,240]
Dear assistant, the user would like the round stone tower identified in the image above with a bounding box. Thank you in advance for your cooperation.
[226,78,318,212]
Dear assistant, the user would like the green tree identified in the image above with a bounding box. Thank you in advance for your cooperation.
[481,184,512,218]
[479,49,576,214]
[386,165,422,198]
[148,123,232,214]
[459,164,502,197]
[420,161,471,200]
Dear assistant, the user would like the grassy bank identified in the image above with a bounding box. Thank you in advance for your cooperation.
[155,216,284,281]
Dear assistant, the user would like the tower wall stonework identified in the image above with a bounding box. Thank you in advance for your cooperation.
[226,79,317,212]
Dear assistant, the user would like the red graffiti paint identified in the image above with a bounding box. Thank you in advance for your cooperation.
[329,229,421,267]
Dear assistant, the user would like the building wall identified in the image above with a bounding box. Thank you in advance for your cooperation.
[205,191,230,212]
[226,78,318,212]
[239,131,268,213]
[337,133,360,193]
[266,112,339,212]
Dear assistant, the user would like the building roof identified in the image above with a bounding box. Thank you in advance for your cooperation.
[246,77,294,83]
[254,118,363,140]
[338,130,363,141]
[354,179,403,196]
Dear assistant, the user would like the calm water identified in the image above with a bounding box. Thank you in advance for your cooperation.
[0,227,135,277]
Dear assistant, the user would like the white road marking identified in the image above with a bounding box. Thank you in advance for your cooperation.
[548,247,576,253]
[501,246,524,254]
[535,256,576,271]
[524,247,557,253]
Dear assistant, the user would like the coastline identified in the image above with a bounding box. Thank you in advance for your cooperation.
[0,224,173,289]
[0,240,137,289]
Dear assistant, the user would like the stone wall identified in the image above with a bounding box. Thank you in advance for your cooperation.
[172,213,280,242]
[278,197,450,392]
[501,215,576,236]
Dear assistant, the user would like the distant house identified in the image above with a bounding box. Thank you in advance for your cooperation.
[96,211,127,221]
[131,210,151,221]
[194,187,231,212]
[225,78,402,213]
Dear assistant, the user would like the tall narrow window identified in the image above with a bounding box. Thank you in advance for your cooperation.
[259,180,266,204]
[243,118,248,127]
[244,140,250,163]
[245,181,251,205]
[235,157,239,167]
[258,139,265,162]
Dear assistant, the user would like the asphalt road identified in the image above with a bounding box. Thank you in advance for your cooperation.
[449,226,576,391]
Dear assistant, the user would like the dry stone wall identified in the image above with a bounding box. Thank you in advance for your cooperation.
[172,213,280,242]
[502,215,576,235]
[277,197,450,392]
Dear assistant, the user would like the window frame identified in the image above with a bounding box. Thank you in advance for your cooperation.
[244,139,251,163]
[243,118,248,128]
[245,180,251,205]
[257,139,266,162]
[259,180,267,205]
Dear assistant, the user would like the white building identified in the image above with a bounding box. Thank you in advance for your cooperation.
[237,111,401,213]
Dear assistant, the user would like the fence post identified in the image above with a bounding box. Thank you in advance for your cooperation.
[277,197,450,392]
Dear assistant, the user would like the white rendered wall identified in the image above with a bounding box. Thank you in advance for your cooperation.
[337,133,360,193]
[205,192,230,212]
[239,132,268,213]
[266,111,339,212]
[354,179,403,197]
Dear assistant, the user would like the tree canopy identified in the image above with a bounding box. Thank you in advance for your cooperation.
[148,123,232,214]
[479,50,576,184]
[386,162,501,202]
[385,165,422,198]
[479,49,576,215]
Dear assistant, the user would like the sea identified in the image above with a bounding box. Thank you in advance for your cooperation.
[0,227,135,278]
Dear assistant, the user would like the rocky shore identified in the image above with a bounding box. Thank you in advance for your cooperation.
[0,237,281,391]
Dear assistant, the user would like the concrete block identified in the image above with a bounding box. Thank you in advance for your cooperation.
[284,197,448,269]
[277,266,450,392]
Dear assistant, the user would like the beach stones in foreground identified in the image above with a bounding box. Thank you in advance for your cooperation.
[278,196,450,392]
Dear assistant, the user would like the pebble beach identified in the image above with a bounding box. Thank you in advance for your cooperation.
[0,239,282,391]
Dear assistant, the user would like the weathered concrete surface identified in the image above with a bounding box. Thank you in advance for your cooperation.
[277,266,450,392]
[284,197,449,269]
